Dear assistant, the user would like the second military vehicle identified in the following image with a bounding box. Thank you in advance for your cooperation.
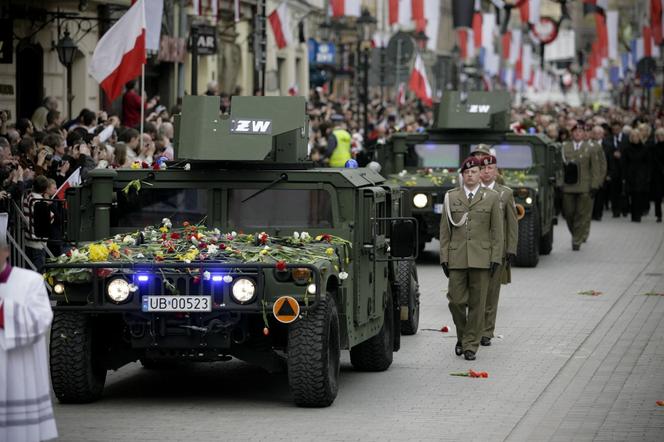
[373,91,562,267]
[38,96,419,408]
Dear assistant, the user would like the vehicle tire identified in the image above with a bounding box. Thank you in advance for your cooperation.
[350,289,394,371]
[288,295,340,407]
[539,225,553,255]
[50,312,106,403]
[396,261,419,335]
[514,206,540,267]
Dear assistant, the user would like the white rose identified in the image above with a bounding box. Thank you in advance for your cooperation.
[161,218,172,229]
[207,244,219,256]
[339,271,349,280]
[301,232,311,241]
[203,271,211,281]
[293,231,300,239]
[122,235,136,245]
[184,163,191,171]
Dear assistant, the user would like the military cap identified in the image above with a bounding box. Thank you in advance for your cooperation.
[481,154,497,166]
[460,155,482,173]
[473,144,492,156]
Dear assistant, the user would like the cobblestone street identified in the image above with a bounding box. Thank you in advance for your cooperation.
[51,216,664,441]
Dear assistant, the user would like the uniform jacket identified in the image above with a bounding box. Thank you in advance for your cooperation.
[491,183,518,257]
[561,140,605,193]
[439,186,504,269]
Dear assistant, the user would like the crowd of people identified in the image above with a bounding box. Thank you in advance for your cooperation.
[1,84,663,271]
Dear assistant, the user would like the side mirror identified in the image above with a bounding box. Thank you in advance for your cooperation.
[390,219,418,258]
[32,200,52,239]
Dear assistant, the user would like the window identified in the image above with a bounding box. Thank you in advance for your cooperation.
[228,189,333,229]
[112,188,208,228]
[491,144,533,169]
[407,143,461,168]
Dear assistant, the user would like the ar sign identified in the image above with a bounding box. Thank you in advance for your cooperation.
[467,104,491,113]
[230,119,272,135]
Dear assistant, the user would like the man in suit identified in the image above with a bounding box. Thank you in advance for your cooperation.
[440,156,504,361]
[476,150,518,347]
[561,122,605,250]
[605,121,627,217]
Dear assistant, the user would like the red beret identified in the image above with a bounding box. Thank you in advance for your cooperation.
[481,155,497,166]
[460,155,482,172]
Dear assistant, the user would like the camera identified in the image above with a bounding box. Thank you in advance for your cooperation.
[45,154,53,161]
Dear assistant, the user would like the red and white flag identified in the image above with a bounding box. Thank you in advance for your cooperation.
[89,0,146,101]
[396,82,406,106]
[456,28,475,61]
[519,0,540,25]
[330,0,361,18]
[268,3,292,50]
[55,167,82,200]
[389,0,425,28]
[408,53,432,106]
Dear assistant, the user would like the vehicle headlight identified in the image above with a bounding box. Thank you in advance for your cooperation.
[107,278,131,303]
[53,283,65,295]
[413,193,428,208]
[231,278,256,303]
[525,197,533,205]
[307,283,317,295]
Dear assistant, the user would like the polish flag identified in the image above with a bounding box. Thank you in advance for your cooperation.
[472,10,482,48]
[457,28,475,61]
[519,0,540,25]
[502,31,511,60]
[89,0,146,101]
[268,3,292,50]
[331,0,361,18]
[55,167,82,200]
[408,53,432,106]
[389,0,412,26]
[396,82,406,106]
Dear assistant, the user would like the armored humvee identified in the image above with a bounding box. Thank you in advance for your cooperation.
[41,96,419,408]
[373,91,562,267]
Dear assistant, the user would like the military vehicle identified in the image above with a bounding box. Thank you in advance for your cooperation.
[39,96,419,408]
[373,91,562,267]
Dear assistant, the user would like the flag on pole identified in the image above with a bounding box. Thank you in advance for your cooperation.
[457,28,475,61]
[55,167,82,200]
[607,10,619,60]
[89,0,146,101]
[408,53,433,106]
[472,10,482,49]
[330,0,361,18]
[268,3,292,49]
[519,0,540,25]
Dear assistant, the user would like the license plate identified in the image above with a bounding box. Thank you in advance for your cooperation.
[142,296,212,312]
[434,203,443,214]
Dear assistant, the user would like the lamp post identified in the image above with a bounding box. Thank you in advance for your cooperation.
[356,8,376,139]
[56,28,78,119]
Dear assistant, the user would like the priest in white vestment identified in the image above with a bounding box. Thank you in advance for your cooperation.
[0,213,57,441]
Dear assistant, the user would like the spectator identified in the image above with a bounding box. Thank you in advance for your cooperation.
[22,175,50,272]
[31,96,58,131]
[623,126,651,222]
[122,80,157,128]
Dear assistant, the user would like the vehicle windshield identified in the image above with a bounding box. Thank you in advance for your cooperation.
[405,143,461,169]
[228,188,333,229]
[489,144,533,169]
[112,188,208,228]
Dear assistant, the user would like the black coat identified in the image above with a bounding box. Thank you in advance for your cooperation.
[602,136,622,180]
[623,141,651,193]
[649,141,664,200]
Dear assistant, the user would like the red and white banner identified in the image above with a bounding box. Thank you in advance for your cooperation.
[89,0,146,101]
[330,0,360,18]
[55,167,82,200]
[268,3,292,50]
[472,10,482,49]
[424,0,440,51]
[519,0,540,25]
[501,31,511,60]
[408,53,432,106]
[456,28,475,61]
[389,0,425,29]
[509,29,522,65]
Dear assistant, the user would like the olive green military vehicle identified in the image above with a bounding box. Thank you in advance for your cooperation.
[40,96,419,408]
[373,91,562,267]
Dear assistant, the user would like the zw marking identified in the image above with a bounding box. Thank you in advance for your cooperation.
[467,104,491,113]
[230,119,272,134]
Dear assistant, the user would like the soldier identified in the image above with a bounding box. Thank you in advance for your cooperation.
[590,126,609,221]
[440,156,504,361]
[473,149,518,347]
[561,122,604,251]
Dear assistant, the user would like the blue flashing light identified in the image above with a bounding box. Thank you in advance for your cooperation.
[211,275,224,282]
[345,159,359,169]
[137,275,150,282]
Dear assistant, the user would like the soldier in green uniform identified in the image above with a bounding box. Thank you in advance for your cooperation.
[476,150,518,347]
[561,122,605,250]
[440,156,504,361]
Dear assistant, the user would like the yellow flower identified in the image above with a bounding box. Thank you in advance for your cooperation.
[325,247,334,256]
[159,226,169,233]
[47,276,54,286]
[89,243,109,262]
[259,249,268,256]
[315,235,323,241]
[108,242,120,254]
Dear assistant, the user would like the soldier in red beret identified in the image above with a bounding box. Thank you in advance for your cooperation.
[439,156,504,361]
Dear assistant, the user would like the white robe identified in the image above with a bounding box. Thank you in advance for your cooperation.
[0,267,57,442]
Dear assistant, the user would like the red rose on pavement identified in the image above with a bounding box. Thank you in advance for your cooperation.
[440,325,449,332]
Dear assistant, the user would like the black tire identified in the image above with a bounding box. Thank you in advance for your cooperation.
[288,295,340,407]
[350,289,394,371]
[539,225,553,255]
[396,261,420,335]
[514,206,540,267]
[50,312,106,403]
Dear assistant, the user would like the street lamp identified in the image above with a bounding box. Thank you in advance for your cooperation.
[56,28,78,119]
[356,8,376,139]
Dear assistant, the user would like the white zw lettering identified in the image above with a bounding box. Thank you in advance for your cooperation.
[468,105,491,113]
[231,119,272,134]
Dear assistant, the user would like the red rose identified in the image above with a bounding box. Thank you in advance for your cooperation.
[183,221,190,227]
[192,276,201,284]
[161,233,167,241]
[440,325,449,333]
[259,233,269,245]
[170,232,181,240]
[276,260,287,272]
[198,242,207,249]
[321,233,332,242]
[152,162,161,170]
[141,161,149,169]
[66,250,72,257]
[480,372,488,378]
[219,243,227,250]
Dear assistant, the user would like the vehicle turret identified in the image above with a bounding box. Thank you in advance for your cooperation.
[432,91,511,132]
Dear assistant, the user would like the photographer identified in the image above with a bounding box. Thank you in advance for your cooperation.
[21,175,51,272]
